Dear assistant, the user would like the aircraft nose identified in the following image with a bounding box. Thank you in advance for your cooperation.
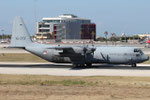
[147,56,149,60]
[144,55,149,61]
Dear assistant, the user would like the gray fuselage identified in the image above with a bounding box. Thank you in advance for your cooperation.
[25,43,149,65]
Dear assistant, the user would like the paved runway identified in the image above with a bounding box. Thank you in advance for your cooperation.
[0,62,150,77]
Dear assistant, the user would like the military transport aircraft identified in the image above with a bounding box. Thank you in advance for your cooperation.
[10,16,149,67]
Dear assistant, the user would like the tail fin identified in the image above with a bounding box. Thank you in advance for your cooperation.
[10,16,32,48]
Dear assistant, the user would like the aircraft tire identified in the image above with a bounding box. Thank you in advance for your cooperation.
[86,63,92,67]
[131,63,137,67]
[73,64,79,67]
[73,64,85,67]
[80,64,85,67]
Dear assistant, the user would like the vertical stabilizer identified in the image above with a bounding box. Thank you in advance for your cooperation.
[10,16,32,47]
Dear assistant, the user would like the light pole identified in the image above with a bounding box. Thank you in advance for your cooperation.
[34,0,38,34]
[1,29,4,41]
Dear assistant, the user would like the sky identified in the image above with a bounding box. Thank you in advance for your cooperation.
[0,0,150,37]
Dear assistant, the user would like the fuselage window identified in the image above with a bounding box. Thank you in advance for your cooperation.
[134,49,139,52]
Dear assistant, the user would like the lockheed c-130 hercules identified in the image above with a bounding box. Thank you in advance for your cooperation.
[9,16,149,67]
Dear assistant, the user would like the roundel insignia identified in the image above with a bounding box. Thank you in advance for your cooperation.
[43,50,47,55]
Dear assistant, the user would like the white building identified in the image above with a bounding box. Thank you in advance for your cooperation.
[138,34,150,38]
[36,14,96,41]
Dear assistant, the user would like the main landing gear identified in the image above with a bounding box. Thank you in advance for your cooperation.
[131,63,137,67]
[73,63,92,67]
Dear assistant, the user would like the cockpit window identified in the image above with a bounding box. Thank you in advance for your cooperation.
[134,49,143,55]
[139,50,144,55]
[134,49,139,52]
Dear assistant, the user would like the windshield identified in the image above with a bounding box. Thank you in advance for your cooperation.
[134,49,143,55]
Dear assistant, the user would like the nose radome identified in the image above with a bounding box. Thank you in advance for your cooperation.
[144,55,149,61]
[147,56,149,60]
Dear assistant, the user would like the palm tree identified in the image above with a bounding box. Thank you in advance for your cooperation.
[104,31,108,45]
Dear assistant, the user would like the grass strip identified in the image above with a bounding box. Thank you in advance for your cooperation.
[0,53,47,62]
[0,74,150,87]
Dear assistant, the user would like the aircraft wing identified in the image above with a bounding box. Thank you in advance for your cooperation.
[47,46,76,54]
[47,46,73,49]
[47,46,96,57]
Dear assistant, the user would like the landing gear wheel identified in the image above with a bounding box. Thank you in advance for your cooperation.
[73,64,85,67]
[73,64,79,67]
[131,63,137,67]
[86,63,92,67]
[80,64,85,67]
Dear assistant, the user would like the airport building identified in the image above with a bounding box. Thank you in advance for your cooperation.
[36,14,96,41]
[138,34,150,38]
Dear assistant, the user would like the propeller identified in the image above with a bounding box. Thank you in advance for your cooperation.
[83,45,96,59]
[82,40,96,62]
